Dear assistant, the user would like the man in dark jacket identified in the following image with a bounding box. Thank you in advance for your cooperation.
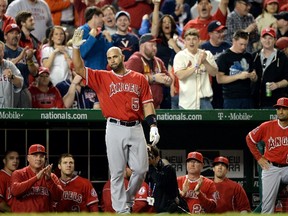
[145,145,189,213]
[252,27,288,108]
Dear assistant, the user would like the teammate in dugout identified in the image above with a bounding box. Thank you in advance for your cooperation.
[56,153,99,212]
[10,144,63,212]
[212,156,251,213]
[178,152,217,214]
[71,28,160,214]
[0,150,20,212]
[246,97,288,213]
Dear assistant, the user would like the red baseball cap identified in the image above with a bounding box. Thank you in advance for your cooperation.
[186,152,203,163]
[261,28,276,38]
[276,37,288,50]
[264,0,279,7]
[273,97,288,108]
[28,144,46,155]
[212,156,229,167]
[38,67,50,75]
[4,23,21,35]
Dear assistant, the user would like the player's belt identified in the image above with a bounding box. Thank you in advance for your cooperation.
[270,161,288,168]
[109,118,139,127]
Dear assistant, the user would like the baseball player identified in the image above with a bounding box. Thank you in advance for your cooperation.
[246,97,288,213]
[71,28,160,214]
[0,150,19,212]
[56,153,99,212]
[212,156,251,213]
[178,152,217,214]
[10,144,63,212]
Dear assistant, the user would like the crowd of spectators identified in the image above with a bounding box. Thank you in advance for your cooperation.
[0,0,287,109]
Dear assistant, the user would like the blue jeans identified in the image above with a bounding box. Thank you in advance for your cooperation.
[223,98,253,109]
[179,98,213,109]
[171,95,179,109]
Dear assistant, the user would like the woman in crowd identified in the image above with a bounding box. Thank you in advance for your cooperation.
[256,0,279,34]
[41,25,72,86]
[151,0,183,109]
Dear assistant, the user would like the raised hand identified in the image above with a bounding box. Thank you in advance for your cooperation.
[71,28,86,49]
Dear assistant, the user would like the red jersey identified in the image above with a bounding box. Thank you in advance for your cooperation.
[0,169,13,209]
[29,85,64,108]
[214,178,251,213]
[177,175,217,213]
[11,166,63,212]
[182,8,227,41]
[133,181,155,213]
[85,68,153,121]
[56,175,99,212]
[246,119,288,164]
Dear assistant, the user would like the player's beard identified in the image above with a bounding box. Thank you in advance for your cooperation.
[111,62,124,73]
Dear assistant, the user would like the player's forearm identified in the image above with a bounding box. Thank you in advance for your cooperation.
[246,134,263,161]
[11,175,38,197]
[46,175,64,201]
[72,48,85,78]
[197,192,216,213]
[88,203,99,212]
[143,102,156,117]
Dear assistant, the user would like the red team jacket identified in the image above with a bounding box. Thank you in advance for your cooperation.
[0,169,13,210]
[10,166,63,212]
[177,175,217,214]
[214,178,251,213]
[56,175,99,212]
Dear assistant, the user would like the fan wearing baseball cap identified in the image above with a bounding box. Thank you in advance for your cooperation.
[212,156,251,213]
[112,10,139,61]
[125,33,172,109]
[255,0,279,35]
[246,97,288,213]
[177,151,217,213]
[251,27,288,108]
[4,23,38,108]
[10,144,63,212]
[201,20,230,109]
[28,67,65,108]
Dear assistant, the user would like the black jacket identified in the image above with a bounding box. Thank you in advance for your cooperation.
[252,49,288,108]
[145,159,188,213]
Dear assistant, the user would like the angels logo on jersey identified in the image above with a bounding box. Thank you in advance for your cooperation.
[268,136,288,151]
[91,188,98,197]
[137,186,146,196]
[109,82,140,97]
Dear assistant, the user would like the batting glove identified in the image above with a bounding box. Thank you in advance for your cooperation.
[150,126,160,146]
[71,28,86,49]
